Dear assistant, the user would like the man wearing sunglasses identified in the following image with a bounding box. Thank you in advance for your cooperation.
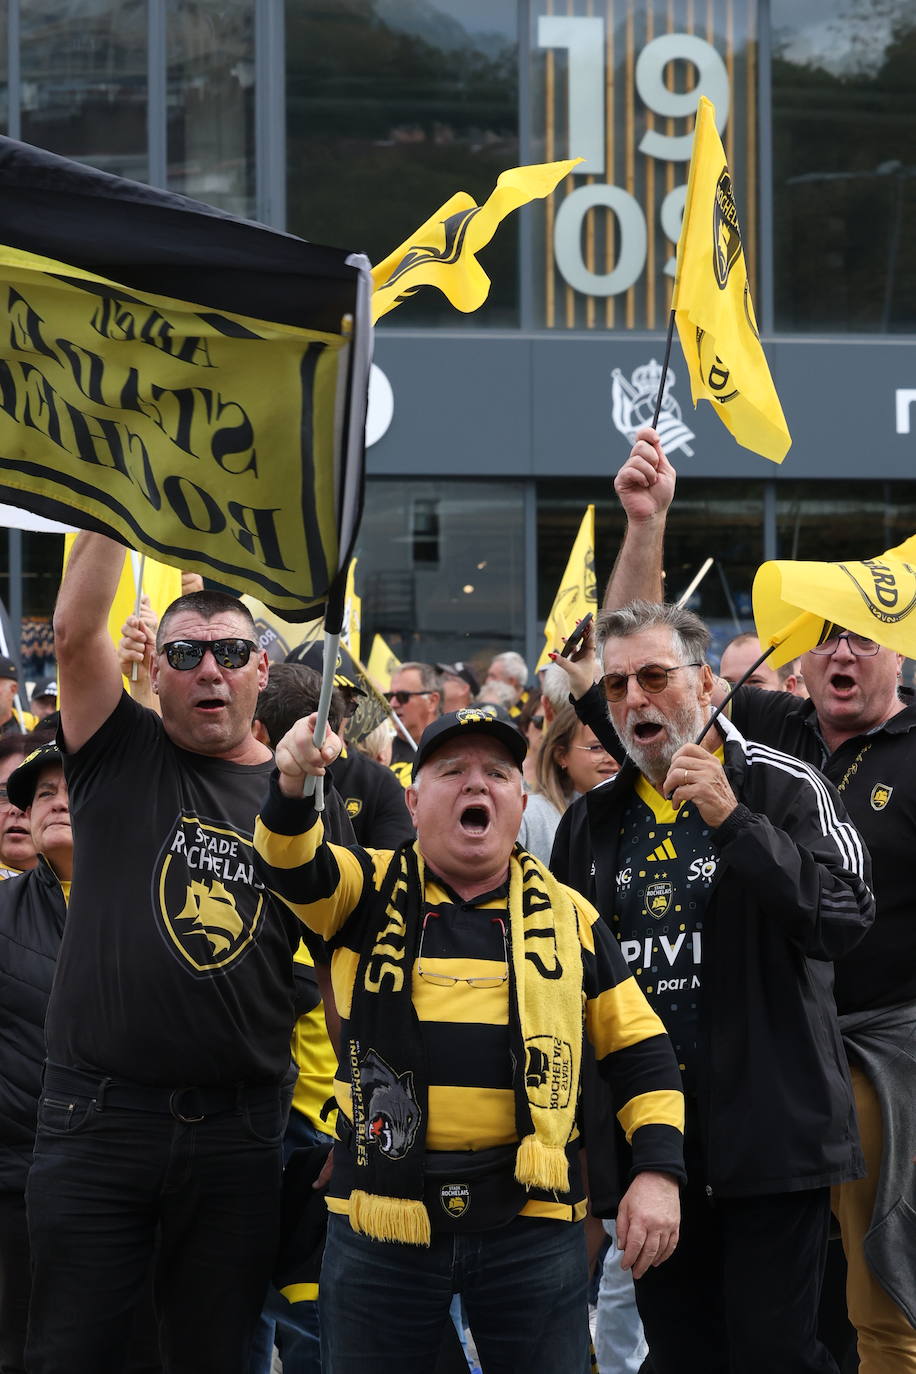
[587,426,916,1374]
[550,598,874,1374]
[254,703,687,1374]
[26,531,307,1374]
[385,662,443,785]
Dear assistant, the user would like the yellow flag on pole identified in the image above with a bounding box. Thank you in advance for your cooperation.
[343,559,361,663]
[753,535,916,666]
[366,633,401,694]
[536,506,597,673]
[673,97,790,464]
[371,160,582,323]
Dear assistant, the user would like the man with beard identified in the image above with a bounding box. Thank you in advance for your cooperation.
[583,426,916,1374]
[550,600,874,1374]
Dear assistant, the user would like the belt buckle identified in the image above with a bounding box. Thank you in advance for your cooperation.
[169,1088,205,1124]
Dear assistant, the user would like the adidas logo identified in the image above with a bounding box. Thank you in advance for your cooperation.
[647,838,677,863]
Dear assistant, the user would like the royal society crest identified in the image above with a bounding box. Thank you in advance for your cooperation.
[611,360,695,457]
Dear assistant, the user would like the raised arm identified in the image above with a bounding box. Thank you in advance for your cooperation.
[53,532,128,752]
[603,426,677,610]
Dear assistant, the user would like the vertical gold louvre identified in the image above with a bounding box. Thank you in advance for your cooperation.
[539,0,757,329]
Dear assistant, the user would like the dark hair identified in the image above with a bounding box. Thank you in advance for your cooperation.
[255,663,345,749]
[0,732,32,766]
[157,591,257,651]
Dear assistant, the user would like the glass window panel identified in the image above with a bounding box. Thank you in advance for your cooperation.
[285,0,519,328]
[20,0,147,178]
[772,1,916,333]
[529,0,759,331]
[356,477,525,677]
[167,0,255,217]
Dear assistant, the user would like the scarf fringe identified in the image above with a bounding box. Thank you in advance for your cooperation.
[514,1134,570,1193]
[349,1189,431,1247]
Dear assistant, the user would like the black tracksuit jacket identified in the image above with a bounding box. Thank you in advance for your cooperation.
[551,716,874,1201]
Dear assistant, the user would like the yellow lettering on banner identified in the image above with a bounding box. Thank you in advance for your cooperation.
[0,254,348,612]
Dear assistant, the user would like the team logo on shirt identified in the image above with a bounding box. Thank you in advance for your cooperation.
[644,880,673,920]
[345,797,363,819]
[870,783,893,811]
[440,1182,471,1219]
[154,813,266,975]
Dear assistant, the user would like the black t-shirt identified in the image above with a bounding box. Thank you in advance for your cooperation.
[330,747,414,849]
[613,776,713,1092]
[731,688,916,1014]
[46,692,302,1086]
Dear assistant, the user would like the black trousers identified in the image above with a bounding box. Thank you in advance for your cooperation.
[25,1074,283,1374]
[635,1176,839,1374]
[0,1191,29,1374]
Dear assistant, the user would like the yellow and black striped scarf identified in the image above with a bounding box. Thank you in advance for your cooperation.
[346,842,584,1246]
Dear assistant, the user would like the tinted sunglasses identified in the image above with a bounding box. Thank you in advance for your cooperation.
[602,663,701,702]
[385,689,429,705]
[161,638,258,671]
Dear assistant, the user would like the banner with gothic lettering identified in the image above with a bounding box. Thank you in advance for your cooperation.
[0,138,371,621]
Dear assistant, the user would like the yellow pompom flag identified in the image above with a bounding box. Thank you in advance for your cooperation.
[371,160,582,323]
[753,535,916,666]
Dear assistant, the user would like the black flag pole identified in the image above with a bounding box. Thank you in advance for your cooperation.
[651,308,677,428]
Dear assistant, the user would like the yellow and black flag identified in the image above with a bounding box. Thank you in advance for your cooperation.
[753,535,916,665]
[673,98,790,464]
[0,138,372,621]
[371,160,581,323]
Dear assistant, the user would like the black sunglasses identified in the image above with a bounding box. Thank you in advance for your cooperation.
[602,663,701,702]
[160,638,258,671]
[385,689,430,705]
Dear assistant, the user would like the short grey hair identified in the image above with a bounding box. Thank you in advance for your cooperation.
[397,661,444,696]
[489,651,529,690]
[595,600,711,666]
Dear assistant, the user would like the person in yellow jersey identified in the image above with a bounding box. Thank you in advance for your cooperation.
[0,658,35,736]
[254,703,686,1374]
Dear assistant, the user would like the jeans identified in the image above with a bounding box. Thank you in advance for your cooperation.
[595,1220,647,1374]
[25,1073,284,1374]
[249,1114,331,1374]
[319,1212,591,1374]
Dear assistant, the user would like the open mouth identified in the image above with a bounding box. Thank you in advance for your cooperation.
[194,698,226,712]
[369,1113,393,1153]
[634,721,664,743]
[829,673,856,693]
[459,804,490,835]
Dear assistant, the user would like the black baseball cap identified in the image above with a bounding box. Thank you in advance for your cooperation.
[30,677,58,704]
[7,742,63,811]
[412,705,526,780]
[0,656,17,682]
[435,662,481,696]
[285,641,366,696]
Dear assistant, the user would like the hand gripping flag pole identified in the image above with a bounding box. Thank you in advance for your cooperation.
[302,573,348,811]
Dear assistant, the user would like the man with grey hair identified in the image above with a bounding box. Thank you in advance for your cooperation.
[482,650,530,716]
[385,661,443,786]
[551,599,874,1374]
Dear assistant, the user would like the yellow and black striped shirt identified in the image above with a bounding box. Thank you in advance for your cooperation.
[254,775,685,1221]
